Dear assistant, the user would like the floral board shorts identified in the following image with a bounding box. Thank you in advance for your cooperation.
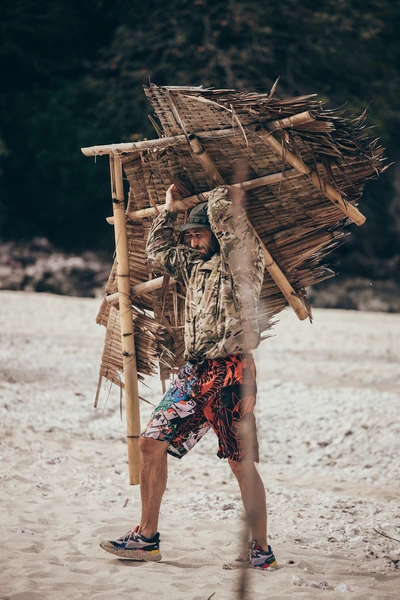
[141,353,259,462]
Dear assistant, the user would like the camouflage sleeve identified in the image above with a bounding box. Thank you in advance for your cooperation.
[208,187,265,340]
[145,209,195,286]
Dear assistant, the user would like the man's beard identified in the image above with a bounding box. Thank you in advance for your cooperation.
[199,247,216,261]
[199,239,219,260]
[193,233,219,261]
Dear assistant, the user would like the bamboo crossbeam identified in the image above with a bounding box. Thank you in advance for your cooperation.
[126,168,302,221]
[106,276,176,305]
[110,153,141,486]
[80,112,315,156]
[256,128,366,226]
[187,136,311,321]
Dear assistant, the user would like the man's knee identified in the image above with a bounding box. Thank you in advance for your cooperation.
[139,436,168,459]
[228,458,256,480]
[229,458,246,476]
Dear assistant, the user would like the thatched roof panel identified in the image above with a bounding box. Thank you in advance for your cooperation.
[93,84,387,383]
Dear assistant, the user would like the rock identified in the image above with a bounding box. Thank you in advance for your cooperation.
[335,583,351,592]
[0,265,26,290]
[308,275,400,313]
[309,580,330,590]
[0,239,111,297]
[1,239,400,310]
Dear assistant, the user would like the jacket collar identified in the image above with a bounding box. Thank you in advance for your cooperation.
[198,252,220,271]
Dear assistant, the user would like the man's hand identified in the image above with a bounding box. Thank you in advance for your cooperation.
[165,184,196,212]
[225,185,245,205]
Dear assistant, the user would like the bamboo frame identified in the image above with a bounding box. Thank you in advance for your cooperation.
[187,135,311,321]
[85,84,384,398]
[110,153,141,485]
[256,128,366,226]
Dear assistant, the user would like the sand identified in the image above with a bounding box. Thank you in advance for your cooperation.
[0,290,399,599]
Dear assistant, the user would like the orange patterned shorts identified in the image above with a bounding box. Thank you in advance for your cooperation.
[142,353,259,462]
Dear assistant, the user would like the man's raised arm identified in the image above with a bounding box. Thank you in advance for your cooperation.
[145,185,196,284]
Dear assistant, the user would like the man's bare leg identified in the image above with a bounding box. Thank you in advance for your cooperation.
[138,437,169,539]
[228,459,268,549]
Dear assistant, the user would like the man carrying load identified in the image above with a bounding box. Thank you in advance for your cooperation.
[100,183,277,570]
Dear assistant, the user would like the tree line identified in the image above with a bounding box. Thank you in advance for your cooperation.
[1,0,399,278]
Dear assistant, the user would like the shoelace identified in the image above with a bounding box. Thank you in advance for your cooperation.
[118,531,139,543]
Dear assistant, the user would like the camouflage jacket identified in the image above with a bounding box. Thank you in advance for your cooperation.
[145,187,265,362]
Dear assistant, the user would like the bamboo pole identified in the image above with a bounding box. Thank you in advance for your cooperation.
[268,111,314,130]
[80,112,315,157]
[188,134,225,184]
[126,168,302,221]
[110,153,141,485]
[106,276,176,305]
[252,230,310,320]
[256,128,366,226]
[187,135,311,321]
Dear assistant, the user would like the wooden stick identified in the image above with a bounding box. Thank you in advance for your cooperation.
[187,135,311,321]
[80,112,315,156]
[256,128,366,226]
[110,153,141,486]
[106,276,176,305]
[126,168,302,221]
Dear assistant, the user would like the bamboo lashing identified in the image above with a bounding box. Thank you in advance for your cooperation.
[80,112,315,157]
[187,134,311,321]
[106,275,176,305]
[110,153,141,485]
[255,127,366,226]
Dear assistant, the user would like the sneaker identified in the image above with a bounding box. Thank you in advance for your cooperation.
[100,526,161,561]
[249,541,277,570]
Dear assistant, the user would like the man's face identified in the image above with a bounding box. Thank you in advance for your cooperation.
[187,227,214,260]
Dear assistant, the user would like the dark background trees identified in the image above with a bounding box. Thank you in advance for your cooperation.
[1,0,399,276]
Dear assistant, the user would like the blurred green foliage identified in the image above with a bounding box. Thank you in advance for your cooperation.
[1,0,399,265]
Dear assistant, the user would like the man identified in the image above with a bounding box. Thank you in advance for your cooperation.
[100,184,277,570]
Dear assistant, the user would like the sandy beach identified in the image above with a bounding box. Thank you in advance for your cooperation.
[0,290,399,599]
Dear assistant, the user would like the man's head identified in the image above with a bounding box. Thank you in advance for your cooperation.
[179,202,218,260]
[186,227,215,259]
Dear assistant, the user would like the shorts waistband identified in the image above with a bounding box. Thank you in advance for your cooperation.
[186,352,253,366]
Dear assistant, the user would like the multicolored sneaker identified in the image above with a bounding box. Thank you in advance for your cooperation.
[100,526,161,561]
[249,541,277,570]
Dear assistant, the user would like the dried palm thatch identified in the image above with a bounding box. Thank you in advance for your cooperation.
[94,221,178,404]
[86,83,387,393]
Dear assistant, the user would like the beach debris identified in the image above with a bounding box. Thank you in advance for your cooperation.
[291,575,351,591]
[335,583,351,592]
[291,574,305,586]
[373,528,400,544]
[309,580,330,589]
[17,528,34,535]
